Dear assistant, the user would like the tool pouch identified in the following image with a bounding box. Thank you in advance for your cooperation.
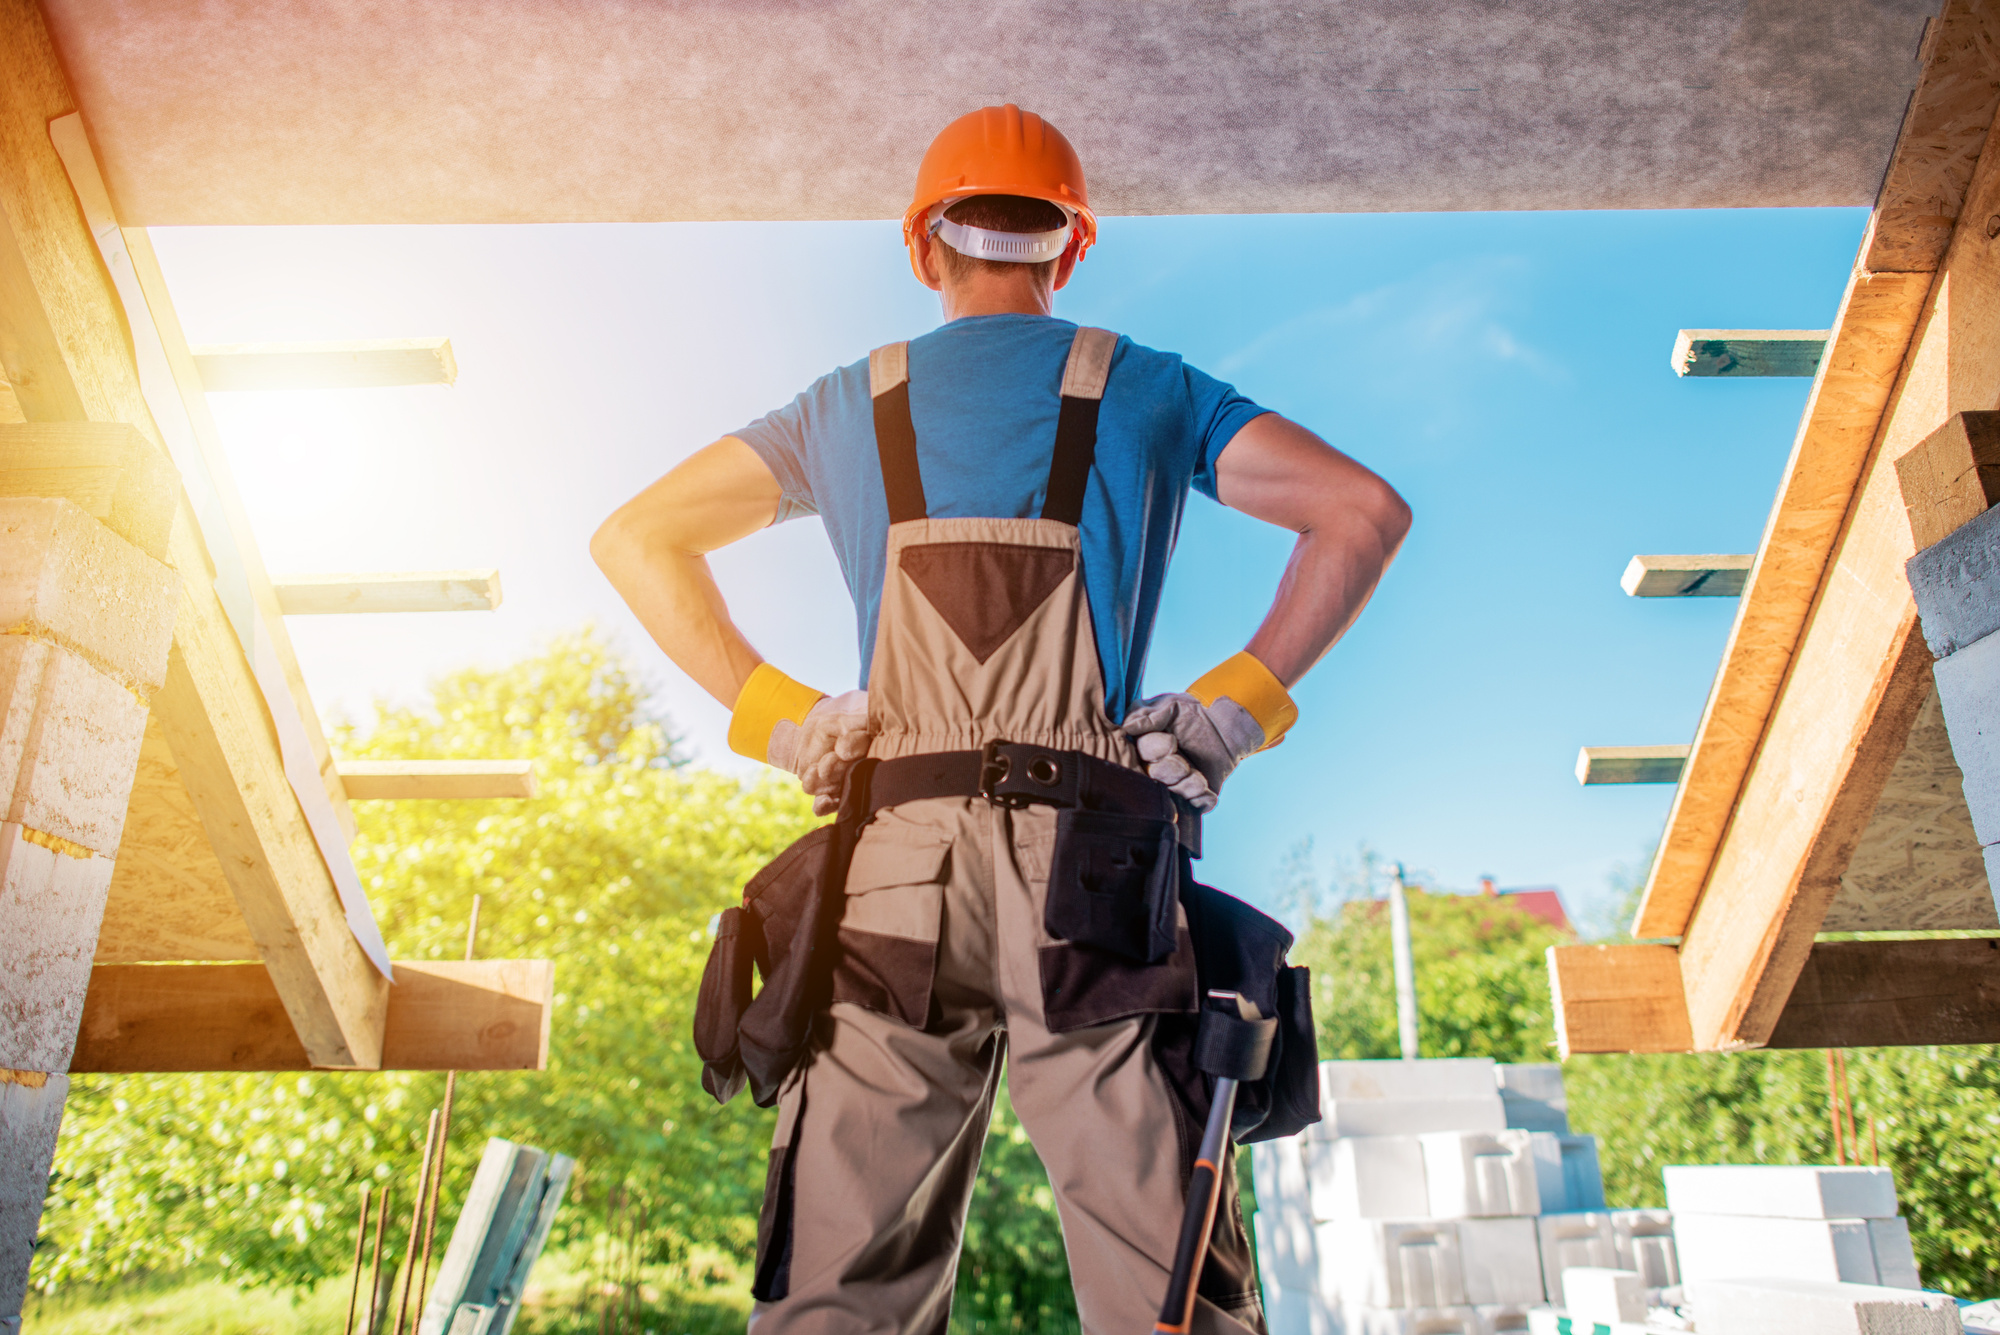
[693,760,877,1108]
[1043,808,1180,963]
[1181,873,1322,1143]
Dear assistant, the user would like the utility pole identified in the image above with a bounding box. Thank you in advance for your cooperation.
[1389,863,1419,1060]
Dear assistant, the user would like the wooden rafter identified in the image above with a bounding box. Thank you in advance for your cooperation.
[0,4,388,1068]
[1590,0,2000,1053]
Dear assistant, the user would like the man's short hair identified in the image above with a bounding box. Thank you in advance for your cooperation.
[933,194,1069,283]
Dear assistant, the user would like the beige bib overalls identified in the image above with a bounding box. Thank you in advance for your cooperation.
[747,327,1265,1335]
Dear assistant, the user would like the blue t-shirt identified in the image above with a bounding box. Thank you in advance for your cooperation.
[733,314,1268,721]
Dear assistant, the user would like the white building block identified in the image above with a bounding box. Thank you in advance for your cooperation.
[1559,1138,1606,1212]
[1316,1098,1509,1140]
[1867,1216,1921,1290]
[1319,1219,1467,1309]
[1256,1208,1320,1291]
[1562,1268,1645,1327]
[1660,1165,1898,1220]
[1263,1282,1339,1335]
[1322,1059,1501,1102]
[1609,1211,1678,1289]
[1255,1138,1314,1217]
[1344,1305,1483,1335]
[1459,1217,1545,1305]
[1422,1131,1541,1218]
[1528,1135,1607,1213]
[1537,1213,1618,1301]
[1495,1065,1571,1134]
[1673,1213,1880,1286]
[1309,1136,1431,1219]
[1473,1305,1535,1335]
[1686,1278,1961,1335]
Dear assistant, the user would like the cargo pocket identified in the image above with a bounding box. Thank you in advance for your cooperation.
[1043,809,1178,963]
[830,812,949,1028]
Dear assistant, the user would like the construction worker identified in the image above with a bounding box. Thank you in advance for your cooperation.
[592,105,1410,1335]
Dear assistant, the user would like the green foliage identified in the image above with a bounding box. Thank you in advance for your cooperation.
[1297,879,1570,1063]
[952,1086,1079,1335]
[40,631,818,1294]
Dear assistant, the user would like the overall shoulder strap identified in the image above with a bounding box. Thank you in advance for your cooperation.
[869,342,926,523]
[1041,326,1117,526]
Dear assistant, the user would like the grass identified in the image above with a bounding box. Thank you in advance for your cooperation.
[19,1249,756,1335]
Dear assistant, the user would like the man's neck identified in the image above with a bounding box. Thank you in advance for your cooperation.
[939,276,1054,321]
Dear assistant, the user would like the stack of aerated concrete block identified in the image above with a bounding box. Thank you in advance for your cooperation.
[1665,1165,1920,1290]
[1251,1059,1680,1335]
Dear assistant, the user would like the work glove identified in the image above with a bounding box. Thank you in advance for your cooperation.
[728,666,871,816]
[1120,651,1297,813]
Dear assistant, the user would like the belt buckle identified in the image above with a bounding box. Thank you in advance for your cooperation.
[979,740,1022,808]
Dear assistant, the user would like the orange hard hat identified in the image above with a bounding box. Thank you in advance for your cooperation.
[903,105,1097,269]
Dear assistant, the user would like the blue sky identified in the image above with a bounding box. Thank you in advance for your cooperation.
[153,206,1867,933]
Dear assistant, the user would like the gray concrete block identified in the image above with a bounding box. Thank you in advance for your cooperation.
[0,825,115,1071]
[1611,1210,1679,1289]
[0,499,177,696]
[1688,1277,1960,1335]
[1867,1217,1921,1290]
[0,637,152,857]
[1459,1217,1544,1305]
[1537,1213,1618,1303]
[1933,631,2000,847]
[0,1073,69,1321]
[1909,501,2000,659]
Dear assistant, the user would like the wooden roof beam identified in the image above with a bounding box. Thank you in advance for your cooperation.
[1576,746,1689,785]
[337,760,537,800]
[71,961,552,1072]
[1672,330,1827,378]
[274,570,501,614]
[191,338,457,391]
[1622,554,1754,597]
[1629,0,2000,1052]
[0,14,387,1067]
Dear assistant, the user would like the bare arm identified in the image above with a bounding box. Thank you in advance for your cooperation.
[590,436,783,707]
[1214,413,1411,686]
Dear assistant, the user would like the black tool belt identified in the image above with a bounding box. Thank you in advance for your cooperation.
[869,740,1202,856]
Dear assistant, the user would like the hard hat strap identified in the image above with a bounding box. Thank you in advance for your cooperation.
[928,203,1075,265]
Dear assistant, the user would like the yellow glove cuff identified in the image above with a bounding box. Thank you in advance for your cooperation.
[1189,651,1297,751]
[728,664,825,763]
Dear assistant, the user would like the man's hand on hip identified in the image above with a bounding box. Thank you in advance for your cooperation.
[769,690,871,816]
[1119,692,1266,812]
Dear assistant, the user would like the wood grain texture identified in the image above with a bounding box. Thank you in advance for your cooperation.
[1863,0,2000,274]
[1894,409,2000,548]
[274,570,500,614]
[337,760,536,800]
[96,716,258,962]
[1576,746,1689,785]
[0,16,388,1066]
[1672,331,1827,378]
[1621,555,1753,598]
[0,421,178,559]
[71,960,552,1072]
[1765,937,2000,1048]
[1547,944,1694,1058]
[1824,689,1999,931]
[1633,267,1933,939]
[1674,114,2000,1045]
[122,229,358,841]
[191,339,456,391]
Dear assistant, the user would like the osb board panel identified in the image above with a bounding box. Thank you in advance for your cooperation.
[1824,689,1998,931]
[96,714,257,962]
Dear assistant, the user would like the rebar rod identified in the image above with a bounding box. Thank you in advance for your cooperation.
[345,1184,373,1335]
[417,895,481,1316]
[394,1110,442,1335]
[366,1184,394,1335]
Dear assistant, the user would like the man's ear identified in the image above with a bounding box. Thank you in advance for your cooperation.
[910,228,946,292]
[1052,233,1082,291]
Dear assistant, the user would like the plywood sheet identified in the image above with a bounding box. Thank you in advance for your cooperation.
[1823,690,1997,931]
[96,715,257,963]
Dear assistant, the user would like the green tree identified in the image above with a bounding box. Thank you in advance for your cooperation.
[40,631,816,1317]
